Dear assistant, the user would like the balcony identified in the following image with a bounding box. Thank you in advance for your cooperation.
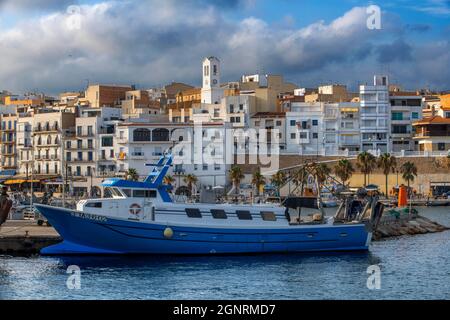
[34,125,59,133]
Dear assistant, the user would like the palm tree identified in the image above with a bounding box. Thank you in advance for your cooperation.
[291,166,309,195]
[377,153,397,197]
[401,161,418,189]
[334,159,354,187]
[229,166,245,194]
[311,163,331,188]
[183,174,198,196]
[251,168,266,196]
[126,168,139,181]
[356,151,377,186]
[163,175,175,192]
[271,171,287,197]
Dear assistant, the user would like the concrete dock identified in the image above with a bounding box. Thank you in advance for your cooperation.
[0,220,61,255]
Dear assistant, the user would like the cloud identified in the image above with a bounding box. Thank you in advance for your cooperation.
[0,0,76,11]
[0,1,449,94]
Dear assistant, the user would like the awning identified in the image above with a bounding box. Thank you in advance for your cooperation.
[3,179,41,185]
[4,179,26,185]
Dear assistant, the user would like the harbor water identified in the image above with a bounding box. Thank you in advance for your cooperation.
[1,207,449,300]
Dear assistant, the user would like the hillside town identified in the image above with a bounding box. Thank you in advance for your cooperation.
[1,56,449,199]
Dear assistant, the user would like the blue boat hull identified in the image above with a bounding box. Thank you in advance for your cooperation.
[36,205,372,255]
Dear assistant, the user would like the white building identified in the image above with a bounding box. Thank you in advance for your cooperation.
[389,93,423,152]
[285,102,360,155]
[359,75,390,153]
[115,121,231,191]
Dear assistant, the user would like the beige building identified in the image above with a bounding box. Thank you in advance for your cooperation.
[240,74,297,113]
[121,90,160,118]
[32,110,76,178]
[83,84,132,108]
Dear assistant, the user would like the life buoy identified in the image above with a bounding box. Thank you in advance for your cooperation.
[129,203,141,215]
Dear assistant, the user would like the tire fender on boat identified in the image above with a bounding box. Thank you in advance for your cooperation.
[164,227,174,239]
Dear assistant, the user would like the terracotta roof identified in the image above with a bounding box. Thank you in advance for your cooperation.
[413,116,450,125]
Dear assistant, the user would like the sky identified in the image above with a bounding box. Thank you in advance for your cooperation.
[0,0,449,95]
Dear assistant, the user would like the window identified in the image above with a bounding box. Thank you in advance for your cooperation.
[132,190,157,198]
[77,140,82,149]
[203,164,208,171]
[88,139,93,148]
[87,126,93,136]
[77,126,82,136]
[299,132,307,139]
[211,209,227,219]
[392,112,403,121]
[85,202,102,208]
[438,143,446,151]
[186,208,202,218]
[276,121,282,126]
[412,112,419,119]
[290,133,296,139]
[88,151,93,161]
[312,133,318,139]
[239,104,244,111]
[255,121,260,126]
[261,211,277,221]
[133,128,150,141]
[102,137,113,147]
[290,120,296,126]
[229,104,234,113]
[122,189,132,197]
[214,164,221,171]
[312,120,318,126]
[236,210,252,220]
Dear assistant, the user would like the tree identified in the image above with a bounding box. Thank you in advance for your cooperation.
[229,166,245,194]
[291,166,309,195]
[334,159,354,187]
[311,163,331,188]
[271,171,287,197]
[401,161,418,189]
[126,168,139,181]
[377,153,397,197]
[183,174,198,196]
[251,168,266,196]
[356,151,377,186]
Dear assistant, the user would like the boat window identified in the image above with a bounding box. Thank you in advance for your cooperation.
[211,209,227,219]
[236,210,252,220]
[122,189,132,197]
[110,188,123,197]
[85,202,102,208]
[132,190,157,198]
[261,211,277,221]
[185,208,202,218]
[133,190,146,198]
[103,187,123,198]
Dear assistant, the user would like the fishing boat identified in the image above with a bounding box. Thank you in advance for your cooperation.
[35,154,384,255]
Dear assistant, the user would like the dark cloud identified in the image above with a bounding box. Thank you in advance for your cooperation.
[376,40,413,63]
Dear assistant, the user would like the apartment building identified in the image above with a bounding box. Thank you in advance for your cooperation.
[359,75,390,153]
[0,114,18,170]
[389,92,423,152]
[32,110,76,178]
[285,102,360,155]
[65,107,122,195]
[413,116,450,152]
[250,112,286,151]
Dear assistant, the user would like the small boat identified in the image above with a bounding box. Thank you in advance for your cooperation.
[35,154,384,255]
